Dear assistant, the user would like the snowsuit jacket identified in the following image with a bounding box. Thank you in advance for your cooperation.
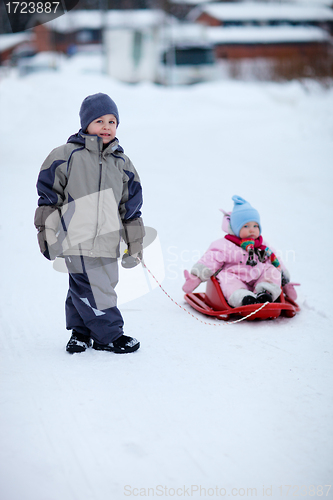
[191,212,287,284]
[191,235,287,303]
[191,236,286,282]
[34,131,144,261]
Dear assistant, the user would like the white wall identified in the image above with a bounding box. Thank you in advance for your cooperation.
[105,28,159,83]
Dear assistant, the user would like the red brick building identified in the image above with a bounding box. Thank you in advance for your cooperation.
[0,33,34,64]
[187,2,333,78]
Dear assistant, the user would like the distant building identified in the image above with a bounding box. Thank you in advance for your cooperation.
[0,33,34,65]
[104,10,217,84]
[42,10,104,53]
[27,8,218,84]
[187,2,333,79]
[2,5,332,81]
[188,2,333,33]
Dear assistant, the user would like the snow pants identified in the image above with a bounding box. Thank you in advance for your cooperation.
[217,263,282,304]
[65,255,124,345]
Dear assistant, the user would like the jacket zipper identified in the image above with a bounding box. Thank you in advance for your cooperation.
[94,149,103,244]
[98,150,103,190]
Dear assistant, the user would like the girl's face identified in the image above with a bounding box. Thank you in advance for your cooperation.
[86,114,117,144]
[239,221,260,240]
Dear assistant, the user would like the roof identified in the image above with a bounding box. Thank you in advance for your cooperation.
[189,2,333,22]
[159,22,212,48]
[205,24,331,44]
[0,33,33,52]
[105,9,166,28]
[45,9,166,33]
[175,0,333,5]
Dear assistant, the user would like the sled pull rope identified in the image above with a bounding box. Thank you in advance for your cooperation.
[138,258,269,326]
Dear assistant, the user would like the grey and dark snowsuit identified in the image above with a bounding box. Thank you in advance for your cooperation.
[34,131,144,344]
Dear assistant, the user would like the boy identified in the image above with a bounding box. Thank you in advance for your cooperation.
[34,93,144,354]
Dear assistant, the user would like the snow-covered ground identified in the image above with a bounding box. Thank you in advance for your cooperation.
[0,56,332,500]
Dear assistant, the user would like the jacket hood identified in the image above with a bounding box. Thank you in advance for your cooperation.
[67,130,124,153]
[219,209,234,235]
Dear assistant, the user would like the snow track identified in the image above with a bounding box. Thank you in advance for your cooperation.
[0,60,332,499]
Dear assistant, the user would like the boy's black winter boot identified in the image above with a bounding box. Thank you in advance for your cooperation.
[256,291,273,303]
[66,330,92,354]
[242,295,257,306]
[93,335,140,354]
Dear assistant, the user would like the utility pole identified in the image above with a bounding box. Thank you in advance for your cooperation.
[99,0,108,74]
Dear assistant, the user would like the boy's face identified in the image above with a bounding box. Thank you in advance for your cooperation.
[239,221,260,240]
[86,114,117,144]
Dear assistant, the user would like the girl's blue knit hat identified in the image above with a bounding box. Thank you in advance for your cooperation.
[230,195,261,237]
[80,93,120,132]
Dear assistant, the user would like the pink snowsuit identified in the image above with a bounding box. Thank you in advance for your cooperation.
[192,237,282,304]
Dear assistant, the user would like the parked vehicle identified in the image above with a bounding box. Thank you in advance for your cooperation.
[157,43,217,85]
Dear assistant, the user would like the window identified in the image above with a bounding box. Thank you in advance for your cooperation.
[162,46,215,66]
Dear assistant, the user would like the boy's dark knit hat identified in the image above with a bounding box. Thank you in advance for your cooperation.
[80,93,120,132]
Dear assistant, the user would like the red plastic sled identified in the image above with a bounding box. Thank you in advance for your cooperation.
[184,275,300,321]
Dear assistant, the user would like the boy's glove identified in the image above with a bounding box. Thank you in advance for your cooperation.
[182,270,201,293]
[122,217,145,257]
[34,205,61,261]
[121,249,142,269]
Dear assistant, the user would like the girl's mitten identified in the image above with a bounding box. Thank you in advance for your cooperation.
[182,270,201,293]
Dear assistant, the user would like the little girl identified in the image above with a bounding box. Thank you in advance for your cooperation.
[183,195,293,307]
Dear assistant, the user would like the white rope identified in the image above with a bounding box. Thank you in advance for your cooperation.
[139,259,269,326]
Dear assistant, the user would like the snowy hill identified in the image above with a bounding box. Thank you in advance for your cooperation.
[0,57,332,500]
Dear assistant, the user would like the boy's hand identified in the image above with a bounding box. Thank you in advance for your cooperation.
[182,270,201,293]
[121,249,142,269]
